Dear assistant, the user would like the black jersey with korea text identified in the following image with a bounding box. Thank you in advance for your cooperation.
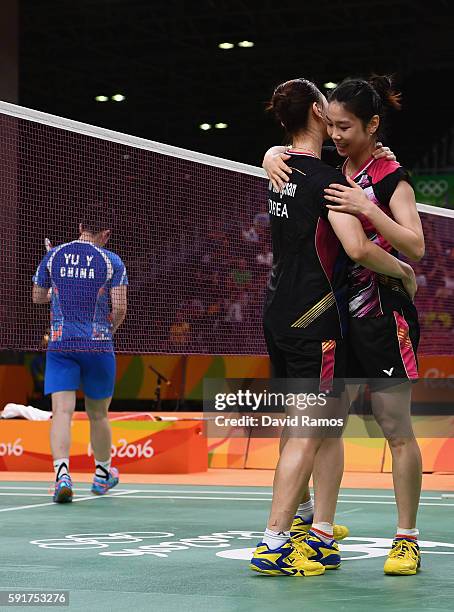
[263,151,351,340]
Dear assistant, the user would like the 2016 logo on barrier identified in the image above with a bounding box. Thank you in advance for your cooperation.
[87,439,154,460]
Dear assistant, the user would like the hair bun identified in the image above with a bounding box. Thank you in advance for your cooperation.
[368,74,402,110]
[266,78,322,134]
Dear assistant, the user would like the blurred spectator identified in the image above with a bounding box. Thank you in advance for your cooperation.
[413,262,427,288]
[256,250,273,268]
[423,318,454,347]
[188,296,205,320]
[230,258,252,289]
[444,270,454,292]
[242,225,260,243]
[169,311,192,348]
[225,293,247,324]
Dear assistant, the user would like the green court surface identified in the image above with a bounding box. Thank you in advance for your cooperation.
[1,483,453,611]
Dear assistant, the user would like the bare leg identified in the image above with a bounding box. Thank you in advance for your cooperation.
[346,384,361,406]
[267,438,322,531]
[280,391,350,520]
[312,438,344,524]
[311,390,350,523]
[390,436,422,529]
[85,396,112,462]
[372,383,422,529]
[279,429,311,504]
[50,391,76,460]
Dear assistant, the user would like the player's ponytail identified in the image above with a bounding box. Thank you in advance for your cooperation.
[368,74,402,111]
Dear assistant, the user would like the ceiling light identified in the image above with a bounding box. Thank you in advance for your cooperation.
[112,94,126,102]
[214,123,228,129]
[238,41,254,48]
[324,82,337,90]
[199,123,212,131]
[218,42,234,49]
[95,95,109,102]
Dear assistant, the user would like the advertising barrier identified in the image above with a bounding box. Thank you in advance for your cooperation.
[0,418,207,473]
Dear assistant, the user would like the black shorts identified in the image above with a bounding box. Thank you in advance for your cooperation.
[347,304,420,391]
[264,325,347,396]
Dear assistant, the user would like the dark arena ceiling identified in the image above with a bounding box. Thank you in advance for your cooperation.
[20,0,454,169]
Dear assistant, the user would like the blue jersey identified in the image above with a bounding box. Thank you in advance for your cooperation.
[33,240,128,351]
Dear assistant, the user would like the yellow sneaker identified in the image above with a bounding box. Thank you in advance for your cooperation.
[384,538,421,575]
[290,515,349,541]
[296,531,341,569]
[250,539,325,576]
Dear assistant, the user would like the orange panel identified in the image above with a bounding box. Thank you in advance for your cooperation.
[418,355,454,378]
[0,420,207,474]
[383,437,454,473]
[245,425,387,473]
[343,438,386,472]
[208,436,249,468]
[245,437,279,469]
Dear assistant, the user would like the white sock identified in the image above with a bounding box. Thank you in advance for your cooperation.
[311,522,334,543]
[263,528,290,550]
[53,458,69,480]
[296,499,314,521]
[95,458,111,479]
[396,527,419,539]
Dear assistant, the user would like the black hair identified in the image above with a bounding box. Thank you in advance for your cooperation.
[266,78,323,136]
[80,206,113,234]
[329,74,402,138]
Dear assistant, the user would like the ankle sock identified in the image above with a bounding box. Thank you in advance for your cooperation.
[95,458,111,480]
[53,458,69,481]
[296,499,314,522]
[311,522,334,544]
[396,527,419,540]
[263,528,290,550]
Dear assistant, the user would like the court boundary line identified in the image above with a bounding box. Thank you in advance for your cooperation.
[0,490,138,513]
[0,486,447,500]
[5,493,445,506]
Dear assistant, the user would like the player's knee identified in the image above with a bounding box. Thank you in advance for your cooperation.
[53,405,74,418]
[377,414,413,442]
[85,401,108,420]
[320,437,342,450]
[86,407,108,421]
[387,435,414,450]
[288,437,323,454]
[85,395,110,415]
[51,392,76,415]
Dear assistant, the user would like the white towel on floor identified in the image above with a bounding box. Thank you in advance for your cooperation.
[1,403,52,420]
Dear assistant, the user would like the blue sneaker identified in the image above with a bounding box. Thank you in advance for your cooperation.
[53,474,73,503]
[299,530,341,569]
[91,467,119,495]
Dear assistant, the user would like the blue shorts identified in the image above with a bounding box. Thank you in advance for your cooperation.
[44,351,116,399]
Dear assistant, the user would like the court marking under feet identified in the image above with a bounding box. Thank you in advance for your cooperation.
[0,488,138,512]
